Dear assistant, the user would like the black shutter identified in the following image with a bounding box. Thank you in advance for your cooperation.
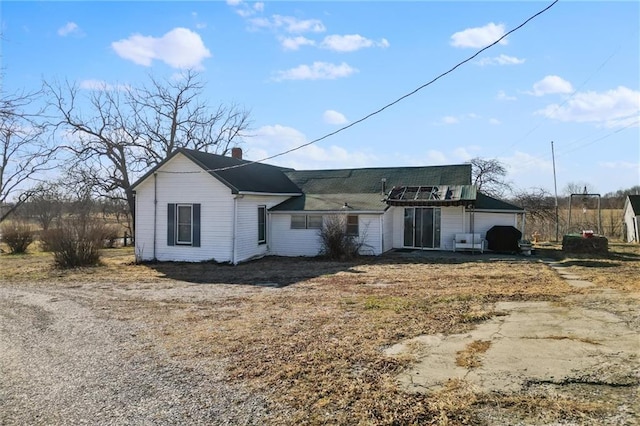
[192,204,201,247]
[167,204,175,246]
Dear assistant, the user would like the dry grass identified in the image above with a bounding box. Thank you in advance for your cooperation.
[536,242,640,293]
[456,340,492,368]
[1,246,636,424]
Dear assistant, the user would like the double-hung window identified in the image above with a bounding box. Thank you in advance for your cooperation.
[346,215,359,236]
[167,203,201,247]
[176,204,193,244]
[258,206,266,244]
[291,214,323,229]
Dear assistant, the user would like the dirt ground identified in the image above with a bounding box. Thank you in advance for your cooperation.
[1,245,638,425]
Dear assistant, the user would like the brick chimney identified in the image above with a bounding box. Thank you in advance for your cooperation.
[231,147,243,160]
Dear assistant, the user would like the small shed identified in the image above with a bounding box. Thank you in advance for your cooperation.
[623,195,640,243]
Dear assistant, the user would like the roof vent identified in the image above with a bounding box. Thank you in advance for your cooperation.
[381,178,387,195]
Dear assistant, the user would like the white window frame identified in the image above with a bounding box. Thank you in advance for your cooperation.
[258,205,267,244]
[346,215,359,236]
[291,214,324,229]
[176,204,193,245]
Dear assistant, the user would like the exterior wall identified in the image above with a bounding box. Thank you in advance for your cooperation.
[358,214,382,255]
[234,195,289,262]
[440,207,465,251]
[468,212,518,238]
[135,153,235,262]
[269,213,323,257]
[623,202,639,242]
[269,212,384,257]
[382,208,394,253]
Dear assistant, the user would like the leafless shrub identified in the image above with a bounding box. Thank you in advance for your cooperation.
[0,221,35,254]
[42,217,108,268]
[318,214,362,260]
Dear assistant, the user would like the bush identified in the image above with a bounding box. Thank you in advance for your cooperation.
[0,222,35,254]
[103,225,121,248]
[318,214,362,260]
[41,217,108,268]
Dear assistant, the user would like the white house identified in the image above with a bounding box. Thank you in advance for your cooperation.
[623,195,640,243]
[132,148,525,263]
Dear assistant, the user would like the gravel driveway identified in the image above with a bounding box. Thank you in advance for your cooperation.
[0,286,268,425]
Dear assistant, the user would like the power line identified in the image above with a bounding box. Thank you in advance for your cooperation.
[206,0,559,173]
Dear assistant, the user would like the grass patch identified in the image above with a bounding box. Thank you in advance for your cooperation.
[456,340,492,368]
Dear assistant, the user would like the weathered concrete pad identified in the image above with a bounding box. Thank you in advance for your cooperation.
[384,301,639,393]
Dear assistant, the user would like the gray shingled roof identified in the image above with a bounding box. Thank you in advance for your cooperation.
[284,164,471,194]
[628,195,640,215]
[475,193,524,211]
[132,148,302,194]
[271,165,473,212]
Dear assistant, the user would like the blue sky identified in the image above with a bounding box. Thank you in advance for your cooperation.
[2,1,639,195]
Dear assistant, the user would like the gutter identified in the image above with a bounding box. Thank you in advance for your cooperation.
[232,195,239,265]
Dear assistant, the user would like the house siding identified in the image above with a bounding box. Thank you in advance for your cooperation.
[469,212,518,238]
[270,214,323,257]
[269,213,383,257]
[234,195,289,262]
[135,153,235,262]
[382,208,394,253]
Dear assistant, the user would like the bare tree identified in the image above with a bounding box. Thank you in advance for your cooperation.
[130,70,251,168]
[45,71,250,225]
[470,157,512,198]
[563,181,596,197]
[0,89,58,223]
[512,187,558,241]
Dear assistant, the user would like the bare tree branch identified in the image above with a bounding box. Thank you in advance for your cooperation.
[0,88,58,223]
[470,157,512,198]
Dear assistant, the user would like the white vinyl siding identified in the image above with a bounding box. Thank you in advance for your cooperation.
[470,212,518,237]
[135,153,234,262]
[382,208,394,253]
[270,214,323,257]
[234,195,289,263]
[440,207,464,251]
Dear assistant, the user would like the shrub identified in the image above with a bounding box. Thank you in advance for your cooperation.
[41,217,108,268]
[103,225,121,248]
[0,221,35,254]
[318,214,362,260]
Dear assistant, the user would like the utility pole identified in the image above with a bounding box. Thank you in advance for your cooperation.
[551,141,559,242]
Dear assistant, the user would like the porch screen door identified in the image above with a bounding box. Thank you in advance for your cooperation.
[403,207,441,249]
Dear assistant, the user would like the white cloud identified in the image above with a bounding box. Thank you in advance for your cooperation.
[247,125,376,169]
[500,151,553,178]
[79,79,129,91]
[489,118,501,125]
[280,36,315,51]
[476,54,525,66]
[496,90,517,101]
[320,34,389,52]
[440,116,460,125]
[111,27,211,69]
[273,62,357,81]
[528,75,574,96]
[323,110,348,125]
[254,2,264,12]
[450,22,507,48]
[535,86,640,127]
[599,161,638,170]
[58,22,81,37]
[249,15,325,33]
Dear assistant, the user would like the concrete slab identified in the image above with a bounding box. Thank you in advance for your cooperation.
[384,300,639,393]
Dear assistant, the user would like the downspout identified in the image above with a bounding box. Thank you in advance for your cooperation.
[153,172,158,260]
[232,195,238,265]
